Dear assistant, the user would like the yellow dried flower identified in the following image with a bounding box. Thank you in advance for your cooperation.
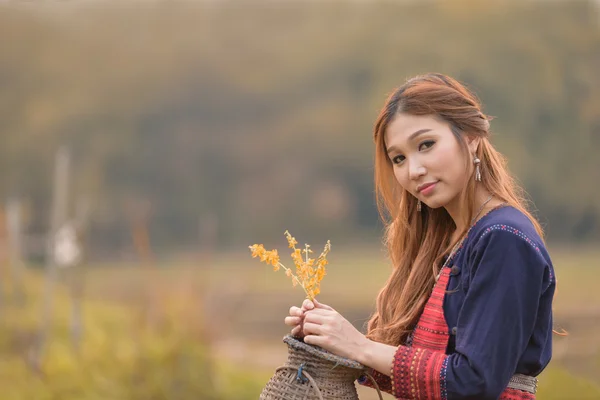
[249,244,265,258]
[316,266,326,281]
[260,251,269,262]
[284,230,298,249]
[292,249,303,265]
[248,231,330,300]
[265,249,280,269]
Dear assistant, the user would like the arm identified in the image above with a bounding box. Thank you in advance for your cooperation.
[355,341,397,395]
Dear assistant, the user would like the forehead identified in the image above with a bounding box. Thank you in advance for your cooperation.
[384,113,448,147]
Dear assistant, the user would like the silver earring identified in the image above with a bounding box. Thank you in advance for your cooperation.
[417,200,422,212]
[473,157,481,182]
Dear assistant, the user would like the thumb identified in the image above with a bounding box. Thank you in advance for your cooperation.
[313,298,335,311]
[301,298,315,311]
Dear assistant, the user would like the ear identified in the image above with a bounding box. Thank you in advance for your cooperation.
[467,135,481,156]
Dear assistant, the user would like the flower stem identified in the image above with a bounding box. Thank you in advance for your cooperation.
[277,262,309,297]
[305,244,308,264]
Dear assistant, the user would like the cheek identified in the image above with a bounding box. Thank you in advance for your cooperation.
[392,165,409,188]
[433,143,465,180]
[392,167,419,197]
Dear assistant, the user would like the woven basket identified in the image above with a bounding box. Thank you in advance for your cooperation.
[259,335,383,400]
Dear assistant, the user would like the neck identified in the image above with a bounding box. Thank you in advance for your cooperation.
[444,186,494,235]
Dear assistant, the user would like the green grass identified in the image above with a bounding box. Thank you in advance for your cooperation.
[537,366,600,399]
[2,244,596,398]
[199,244,600,396]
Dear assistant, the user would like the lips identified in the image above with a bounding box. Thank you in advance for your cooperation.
[417,181,438,196]
[417,181,438,194]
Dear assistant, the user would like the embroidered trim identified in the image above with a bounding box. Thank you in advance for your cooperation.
[441,356,449,400]
[479,224,541,253]
[392,345,448,400]
[478,224,553,283]
[499,387,536,399]
[390,343,537,400]
[357,368,393,395]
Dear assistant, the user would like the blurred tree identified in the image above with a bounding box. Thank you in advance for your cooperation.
[1,0,599,257]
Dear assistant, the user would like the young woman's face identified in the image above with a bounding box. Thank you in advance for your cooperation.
[384,113,477,210]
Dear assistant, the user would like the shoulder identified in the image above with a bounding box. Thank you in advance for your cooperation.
[469,206,545,254]
[464,206,554,282]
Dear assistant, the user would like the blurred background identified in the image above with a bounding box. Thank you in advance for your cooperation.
[1,0,599,398]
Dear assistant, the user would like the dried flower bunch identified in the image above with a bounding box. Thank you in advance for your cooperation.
[249,230,330,300]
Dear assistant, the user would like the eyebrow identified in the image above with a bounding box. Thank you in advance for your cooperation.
[386,128,432,154]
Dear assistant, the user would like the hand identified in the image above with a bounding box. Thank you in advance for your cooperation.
[301,299,370,363]
[284,298,322,338]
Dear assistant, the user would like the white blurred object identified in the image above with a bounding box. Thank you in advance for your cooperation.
[54,223,81,268]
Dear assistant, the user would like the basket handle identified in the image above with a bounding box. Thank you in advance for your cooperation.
[362,371,384,400]
[274,366,324,400]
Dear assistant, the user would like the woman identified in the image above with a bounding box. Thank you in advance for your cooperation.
[284,73,555,399]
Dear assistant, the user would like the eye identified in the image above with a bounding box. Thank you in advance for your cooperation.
[419,140,435,151]
[392,154,405,165]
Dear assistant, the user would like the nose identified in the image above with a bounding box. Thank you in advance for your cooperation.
[408,159,426,181]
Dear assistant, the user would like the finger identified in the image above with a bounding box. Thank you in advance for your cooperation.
[302,322,322,336]
[305,308,334,317]
[304,334,327,348]
[289,306,304,317]
[284,316,301,327]
[302,299,315,311]
[303,312,327,325]
[313,298,335,311]
[291,325,303,337]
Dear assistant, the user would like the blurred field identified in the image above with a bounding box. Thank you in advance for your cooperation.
[2,245,597,399]
[2,0,599,398]
[203,244,600,399]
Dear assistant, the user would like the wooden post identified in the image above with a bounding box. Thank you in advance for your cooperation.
[7,198,25,306]
[198,212,218,268]
[30,147,70,373]
[0,207,7,310]
[67,198,89,356]
[128,199,157,331]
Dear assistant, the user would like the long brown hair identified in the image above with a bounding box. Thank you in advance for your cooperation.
[366,73,544,346]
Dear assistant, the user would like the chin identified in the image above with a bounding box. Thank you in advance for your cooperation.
[422,198,448,210]
[424,202,445,210]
